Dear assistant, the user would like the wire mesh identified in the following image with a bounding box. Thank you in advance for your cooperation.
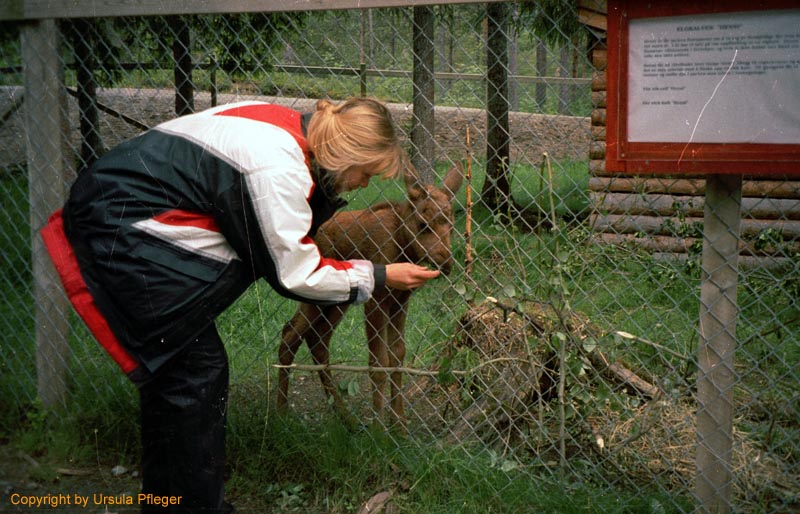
[1,3,798,513]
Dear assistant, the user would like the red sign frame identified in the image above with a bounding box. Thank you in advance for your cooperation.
[606,0,800,175]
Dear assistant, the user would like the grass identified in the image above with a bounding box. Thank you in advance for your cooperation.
[2,159,798,513]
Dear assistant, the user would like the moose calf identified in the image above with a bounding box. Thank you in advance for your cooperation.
[277,164,463,427]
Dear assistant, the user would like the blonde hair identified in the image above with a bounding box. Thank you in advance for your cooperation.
[307,98,404,179]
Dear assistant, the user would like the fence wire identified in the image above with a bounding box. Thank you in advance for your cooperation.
[1,3,798,513]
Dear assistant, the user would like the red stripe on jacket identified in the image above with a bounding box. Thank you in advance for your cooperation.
[214,102,316,203]
[152,209,221,232]
[215,103,310,166]
[40,210,140,374]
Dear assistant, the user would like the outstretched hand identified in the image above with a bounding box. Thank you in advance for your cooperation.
[385,262,441,291]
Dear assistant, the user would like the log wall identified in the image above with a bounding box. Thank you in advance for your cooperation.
[582,1,800,268]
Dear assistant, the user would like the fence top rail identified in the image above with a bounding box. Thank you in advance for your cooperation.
[1,0,505,22]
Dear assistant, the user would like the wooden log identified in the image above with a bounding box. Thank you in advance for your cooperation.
[592,70,606,91]
[591,108,606,126]
[591,90,606,108]
[590,213,800,239]
[591,125,606,142]
[578,8,608,31]
[593,232,698,254]
[587,350,660,399]
[592,232,800,257]
[589,141,606,160]
[589,159,606,175]
[592,192,800,220]
[589,176,800,199]
[589,176,707,195]
[578,0,607,14]
[654,252,796,271]
[592,48,608,71]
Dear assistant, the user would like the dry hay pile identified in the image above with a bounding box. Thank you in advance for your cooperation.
[593,398,798,509]
[432,299,798,510]
[441,299,604,444]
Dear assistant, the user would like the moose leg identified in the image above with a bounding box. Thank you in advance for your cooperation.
[277,303,324,411]
[307,304,350,418]
[364,298,390,424]
[277,309,308,411]
[385,293,411,429]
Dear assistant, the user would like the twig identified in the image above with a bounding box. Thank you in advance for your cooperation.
[543,152,567,475]
[613,330,690,361]
[465,127,474,277]
[272,357,534,378]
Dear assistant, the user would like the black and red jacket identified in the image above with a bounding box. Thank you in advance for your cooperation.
[41,101,385,381]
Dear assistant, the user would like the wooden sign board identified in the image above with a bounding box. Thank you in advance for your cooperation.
[606,1,800,175]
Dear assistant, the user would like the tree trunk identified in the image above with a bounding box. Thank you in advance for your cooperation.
[69,19,102,166]
[170,16,194,116]
[508,3,519,111]
[558,44,570,115]
[482,2,511,214]
[411,5,435,183]
[536,40,547,111]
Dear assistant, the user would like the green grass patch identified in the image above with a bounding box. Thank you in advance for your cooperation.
[2,160,797,513]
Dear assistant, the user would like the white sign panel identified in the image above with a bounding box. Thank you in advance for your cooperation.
[627,10,800,144]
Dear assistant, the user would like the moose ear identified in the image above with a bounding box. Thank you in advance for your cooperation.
[403,161,426,195]
[442,162,464,198]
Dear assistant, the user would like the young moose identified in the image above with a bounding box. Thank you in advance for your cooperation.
[277,164,463,426]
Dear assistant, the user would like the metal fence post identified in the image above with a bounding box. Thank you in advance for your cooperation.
[695,173,742,514]
[21,18,72,408]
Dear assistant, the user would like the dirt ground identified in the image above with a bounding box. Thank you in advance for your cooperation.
[0,441,142,514]
[0,374,362,514]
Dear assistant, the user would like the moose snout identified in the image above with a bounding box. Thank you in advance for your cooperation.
[439,257,453,275]
[426,246,453,275]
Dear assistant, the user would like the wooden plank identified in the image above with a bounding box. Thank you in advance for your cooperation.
[2,0,506,21]
[695,174,741,514]
[22,19,71,408]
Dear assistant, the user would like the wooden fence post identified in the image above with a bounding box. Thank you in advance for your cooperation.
[695,173,742,514]
[21,19,72,408]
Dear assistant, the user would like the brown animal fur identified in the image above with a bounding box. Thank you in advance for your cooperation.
[277,164,463,427]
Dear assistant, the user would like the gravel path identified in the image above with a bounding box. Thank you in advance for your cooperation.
[1,86,591,170]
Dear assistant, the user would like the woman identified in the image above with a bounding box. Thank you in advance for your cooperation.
[41,97,439,513]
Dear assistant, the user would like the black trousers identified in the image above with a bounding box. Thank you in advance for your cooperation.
[139,325,231,514]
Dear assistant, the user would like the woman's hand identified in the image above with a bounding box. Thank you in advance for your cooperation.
[385,262,441,291]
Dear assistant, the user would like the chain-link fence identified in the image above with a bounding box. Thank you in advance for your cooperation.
[1,2,798,513]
